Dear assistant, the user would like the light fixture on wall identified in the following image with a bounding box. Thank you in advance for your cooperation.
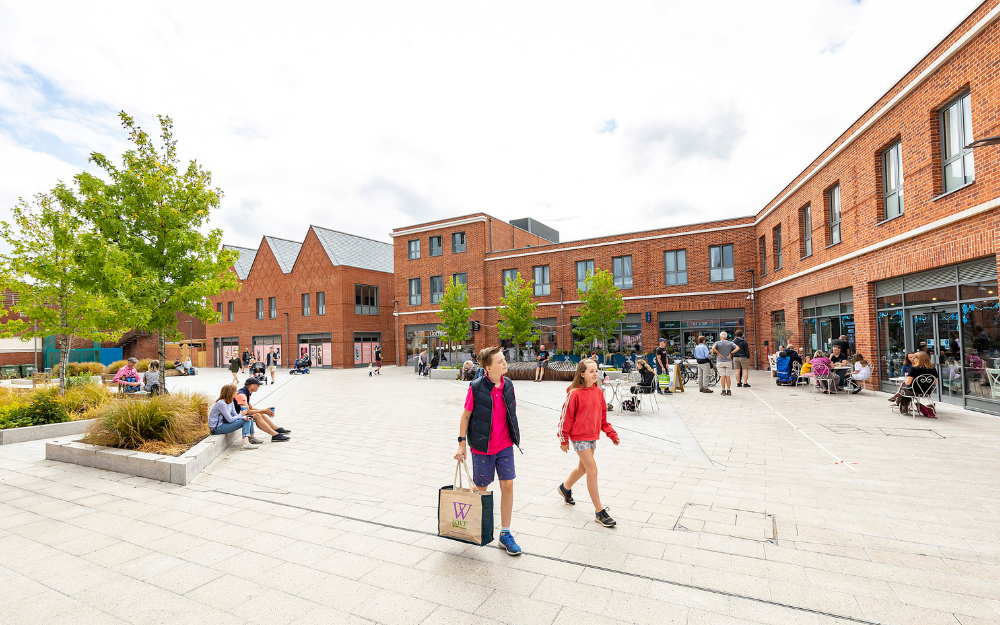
[966,135,1000,148]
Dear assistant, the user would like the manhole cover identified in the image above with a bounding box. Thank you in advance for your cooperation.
[821,424,870,434]
[878,428,944,438]
[673,503,775,543]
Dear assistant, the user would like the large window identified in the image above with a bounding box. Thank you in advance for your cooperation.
[503,269,519,287]
[773,225,783,270]
[882,142,904,220]
[268,297,276,319]
[664,250,687,285]
[407,239,420,260]
[227,301,234,322]
[452,232,466,253]
[612,256,633,289]
[533,265,550,296]
[408,278,421,305]
[453,273,467,287]
[429,236,443,257]
[355,285,378,315]
[430,275,444,304]
[709,245,734,282]
[941,92,974,193]
[759,236,767,276]
[302,293,310,317]
[828,185,841,246]
[256,298,263,320]
[801,206,813,257]
[576,260,595,291]
[317,291,326,315]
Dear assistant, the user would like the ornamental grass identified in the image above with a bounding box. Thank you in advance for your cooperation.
[51,362,107,377]
[85,391,210,456]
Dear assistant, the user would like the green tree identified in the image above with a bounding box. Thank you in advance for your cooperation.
[0,186,126,392]
[497,274,539,362]
[437,279,473,365]
[574,269,625,361]
[76,112,238,389]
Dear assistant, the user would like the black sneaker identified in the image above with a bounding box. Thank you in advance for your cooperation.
[557,484,575,505]
[743,383,751,388]
[662,389,672,394]
[276,427,291,434]
[595,508,616,527]
[271,434,290,442]
[737,382,743,387]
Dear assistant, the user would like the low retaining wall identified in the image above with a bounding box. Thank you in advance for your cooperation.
[0,419,97,445]
[46,429,241,485]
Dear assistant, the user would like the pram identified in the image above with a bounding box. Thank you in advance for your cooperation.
[290,358,311,375]
[774,356,796,386]
[249,361,268,384]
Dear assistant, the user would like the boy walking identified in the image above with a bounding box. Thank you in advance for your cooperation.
[454,346,522,555]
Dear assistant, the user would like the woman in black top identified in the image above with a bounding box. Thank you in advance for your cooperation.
[631,360,656,394]
[896,351,938,413]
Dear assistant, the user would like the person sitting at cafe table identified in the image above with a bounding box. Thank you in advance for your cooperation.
[631,360,657,395]
[892,351,939,412]
[113,357,143,392]
[829,345,849,387]
[845,353,871,394]
[810,350,835,392]
[831,334,851,357]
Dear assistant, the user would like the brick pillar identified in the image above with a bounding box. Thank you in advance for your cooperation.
[642,312,658,355]
[853,280,878,383]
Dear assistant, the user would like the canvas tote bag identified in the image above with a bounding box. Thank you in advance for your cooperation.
[438,459,494,546]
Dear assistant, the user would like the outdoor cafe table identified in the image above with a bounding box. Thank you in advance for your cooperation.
[603,379,628,412]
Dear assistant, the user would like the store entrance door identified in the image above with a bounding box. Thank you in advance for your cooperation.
[910,307,962,404]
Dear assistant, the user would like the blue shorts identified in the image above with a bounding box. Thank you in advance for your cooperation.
[471,446,515,487]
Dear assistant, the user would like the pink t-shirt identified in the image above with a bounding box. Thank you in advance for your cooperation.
[464,378,513,455]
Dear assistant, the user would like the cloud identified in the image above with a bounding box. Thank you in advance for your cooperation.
[627,108,746,166]
[597,119,617,134]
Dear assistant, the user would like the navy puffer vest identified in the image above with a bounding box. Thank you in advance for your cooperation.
[467,375,520,453]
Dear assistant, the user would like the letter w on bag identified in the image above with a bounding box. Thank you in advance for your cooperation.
[453,502,472,520]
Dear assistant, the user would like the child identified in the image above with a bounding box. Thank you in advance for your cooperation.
[556,359,620,527]
[454,346,522,555]
[798,356,813,384]
[368,362,374,377]
[846,353,871,394]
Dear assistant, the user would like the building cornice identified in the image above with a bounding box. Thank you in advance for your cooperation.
[389,216,488,238]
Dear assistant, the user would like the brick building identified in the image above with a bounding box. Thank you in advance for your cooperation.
[207,226,395,370]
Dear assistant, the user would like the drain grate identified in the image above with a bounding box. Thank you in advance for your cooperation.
[821,423,870,434]
[878,427,944,438]
[674,503,776,544]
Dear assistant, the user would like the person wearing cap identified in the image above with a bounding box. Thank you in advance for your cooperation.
[235,377,291,442]
[113,357,142,392]
[654,338,673,395]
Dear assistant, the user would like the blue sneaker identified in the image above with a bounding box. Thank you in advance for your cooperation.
[498,531,522,556]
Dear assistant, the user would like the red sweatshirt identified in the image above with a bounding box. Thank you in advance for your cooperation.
[558,384,618,444]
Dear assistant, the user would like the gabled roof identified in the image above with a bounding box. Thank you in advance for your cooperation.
[223,245,257,280]
[311,226,393,274]
[264,236,303,274]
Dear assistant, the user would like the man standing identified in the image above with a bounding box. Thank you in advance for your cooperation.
[374,345,383,375]
[832,335,851,357]
[654,338,673,395]
[534,344,550,382]
[266,346,279,384]
[732,329,751,388]
[712,331,737,396]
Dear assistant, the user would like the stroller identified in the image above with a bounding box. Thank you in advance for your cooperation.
[290,358,311,375]
[249,361,268,384]
[774,356,796,386]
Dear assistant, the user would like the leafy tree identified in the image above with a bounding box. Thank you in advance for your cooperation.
[574,269,625,361]
[76,113,238,389]
[497,274,539,362]
[437,279,473,365]
[0,187,126,393]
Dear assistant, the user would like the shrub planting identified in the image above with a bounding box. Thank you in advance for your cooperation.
[60,384,113,419]
[106,360,126,374]
[52,362,107,377]
[85,391,210,455]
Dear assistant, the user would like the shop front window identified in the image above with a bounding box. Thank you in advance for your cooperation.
[878,308,905,381]
[961,300,1000,401]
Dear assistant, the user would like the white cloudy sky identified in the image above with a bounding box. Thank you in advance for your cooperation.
[0,0,983,248]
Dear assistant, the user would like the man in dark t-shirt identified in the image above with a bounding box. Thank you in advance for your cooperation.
[654,338,673,394]
[831,335,851,357]
[534,345,550,382]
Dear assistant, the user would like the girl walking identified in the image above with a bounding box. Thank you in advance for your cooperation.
[556,359,620,527]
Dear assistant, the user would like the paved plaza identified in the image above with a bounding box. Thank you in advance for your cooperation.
[1,366,999,625]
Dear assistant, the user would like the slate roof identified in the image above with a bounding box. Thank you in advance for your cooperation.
[311,226,393,274]
[264,237,304,274]
[223,245,257,280]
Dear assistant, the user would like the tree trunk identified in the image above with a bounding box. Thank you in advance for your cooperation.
[158,332,166,391]
[59,334,70,395]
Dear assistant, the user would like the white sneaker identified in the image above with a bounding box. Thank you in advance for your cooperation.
[241,443,259,450]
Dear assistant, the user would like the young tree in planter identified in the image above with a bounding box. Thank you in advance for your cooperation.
[574,269,625,362]
[437,279,473,366]
[76,113,238,389]
[497,274,539,363]
[0,187,126,393]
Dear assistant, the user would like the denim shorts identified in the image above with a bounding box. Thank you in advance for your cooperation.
[471,446,515,487]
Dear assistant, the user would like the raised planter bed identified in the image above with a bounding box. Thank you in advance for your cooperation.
[429,368,459,380]
[0,419,97,445]
[46,429,241,485]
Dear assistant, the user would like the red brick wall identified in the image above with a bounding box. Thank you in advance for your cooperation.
[0,352,37,367]
[207,228,396,368]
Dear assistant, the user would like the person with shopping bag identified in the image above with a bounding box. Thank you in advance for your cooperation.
[452,346,522,555]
